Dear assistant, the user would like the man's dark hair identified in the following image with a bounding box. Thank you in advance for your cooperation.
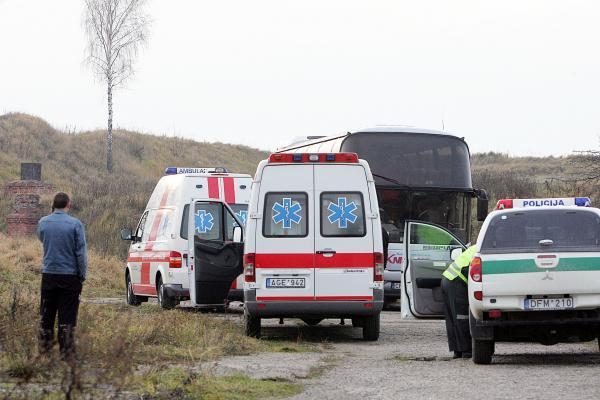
[52,192,70,210]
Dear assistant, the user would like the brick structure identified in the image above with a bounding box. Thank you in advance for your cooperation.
[5,163,54,237]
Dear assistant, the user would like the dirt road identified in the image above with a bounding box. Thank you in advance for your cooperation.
[214,308,600,400]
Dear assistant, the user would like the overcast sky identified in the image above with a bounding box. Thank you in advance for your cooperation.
[1,0,599,155]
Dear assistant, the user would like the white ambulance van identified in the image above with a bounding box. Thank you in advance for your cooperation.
[469,197,600,364]
[120,167,251,309]
[242,153,385,340]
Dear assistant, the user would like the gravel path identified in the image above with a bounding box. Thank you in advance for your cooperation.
[214,309,600,400]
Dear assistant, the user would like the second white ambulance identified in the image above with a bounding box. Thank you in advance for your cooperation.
[243,153,385,340]
[121,167,251,309]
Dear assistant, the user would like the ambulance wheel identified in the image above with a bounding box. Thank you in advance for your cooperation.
[301,318,323,326]
[126,273,142,306]
[244,310,261,338]
[472,338,494,365]
[157,276,178,310]
[362,314,380,341]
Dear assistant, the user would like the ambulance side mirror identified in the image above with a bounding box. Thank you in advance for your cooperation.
[120,228,133,241]
[450,248,463,261]
[232,225,243,243]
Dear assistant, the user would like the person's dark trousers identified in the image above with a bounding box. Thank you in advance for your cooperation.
[39,274,82,356]
[441,277,471,354]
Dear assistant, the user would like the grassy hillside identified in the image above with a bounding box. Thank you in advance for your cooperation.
[1,113,598,258]
[0,113,268,257]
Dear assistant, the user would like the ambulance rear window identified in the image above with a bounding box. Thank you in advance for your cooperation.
[320,192,366,237]
[263,193,308,237]
[193,203,223,241]
[481,209,600,253]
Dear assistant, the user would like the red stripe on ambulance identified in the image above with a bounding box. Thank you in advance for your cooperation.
[223,177,236,203]
[207,177,220,199]
[254,253,375,268]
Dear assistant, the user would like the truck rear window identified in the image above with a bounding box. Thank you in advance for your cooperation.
[481,209,600,253]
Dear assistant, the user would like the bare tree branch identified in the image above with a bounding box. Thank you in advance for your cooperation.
[83,0,150,172]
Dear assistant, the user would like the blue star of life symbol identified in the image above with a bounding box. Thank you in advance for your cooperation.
[235,210,248,226]
[272,197,302,229]
[195,210,214,233]
[328,197,358,228]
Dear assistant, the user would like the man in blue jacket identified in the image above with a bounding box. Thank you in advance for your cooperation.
[37,192,87,357]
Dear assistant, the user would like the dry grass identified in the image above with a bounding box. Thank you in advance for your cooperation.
[0,234,309,399]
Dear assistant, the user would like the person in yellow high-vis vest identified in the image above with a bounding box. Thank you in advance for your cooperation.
[441,245,477,359]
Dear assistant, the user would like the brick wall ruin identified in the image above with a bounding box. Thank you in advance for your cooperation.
[4,163,54,237]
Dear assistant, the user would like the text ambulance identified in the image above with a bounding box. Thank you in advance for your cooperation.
[121,167,251,309]
[243,153,385,340]
[469,197,600,364]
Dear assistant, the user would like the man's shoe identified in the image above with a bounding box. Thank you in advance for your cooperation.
[462,352,472,359]
[453,351,462,359]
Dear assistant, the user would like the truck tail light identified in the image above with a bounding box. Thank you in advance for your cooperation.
[470,256,482,282]
[374,252,384,282]
[244,253,255,282]
[169,251,182,268]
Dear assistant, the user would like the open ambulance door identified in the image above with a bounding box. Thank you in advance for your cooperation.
[187,199,244,307]
[400,221,465,319]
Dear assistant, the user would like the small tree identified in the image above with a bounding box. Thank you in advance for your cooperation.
[83,0,150,173]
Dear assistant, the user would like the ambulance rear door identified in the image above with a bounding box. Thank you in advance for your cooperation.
[254,164,315,301]
[402,221,465,319]
[313,164,375,300]
[187,199,244,307]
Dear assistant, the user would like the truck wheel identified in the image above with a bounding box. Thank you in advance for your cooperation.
[362,314,380,341]
[126,273,141,306]
[301,318,323,326]
[157,276,177,310]
[244,309,261,338]
[472,337,494,364]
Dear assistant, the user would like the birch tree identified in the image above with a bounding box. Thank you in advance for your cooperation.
[83,0,150,173]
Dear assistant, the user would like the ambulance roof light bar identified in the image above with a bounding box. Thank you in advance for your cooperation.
[164,167,228,175]
[269,153,359,163]
[495,197,592,210]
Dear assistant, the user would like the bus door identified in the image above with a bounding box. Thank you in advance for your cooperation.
[401,221,465,319]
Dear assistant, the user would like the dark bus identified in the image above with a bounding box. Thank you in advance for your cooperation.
[278,127,488,317]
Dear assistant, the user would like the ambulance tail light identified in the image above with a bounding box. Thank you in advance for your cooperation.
[495,199,513,210]
[474,291,483,301]
[374,252,384,281]
[470,256,482,282]
[244,253,256,282]
[169,251,182,268]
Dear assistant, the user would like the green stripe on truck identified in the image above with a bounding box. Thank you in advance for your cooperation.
[482,258,600,274]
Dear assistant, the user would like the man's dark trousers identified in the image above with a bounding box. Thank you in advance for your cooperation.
[39,273,82,355]
[441,276,471,354]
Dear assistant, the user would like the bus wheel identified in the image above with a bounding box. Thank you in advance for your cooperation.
[157,276,177,310]
[362,314,380,341]
[301,318,323,326]
[244,309,261,338]
[126,273,141,306]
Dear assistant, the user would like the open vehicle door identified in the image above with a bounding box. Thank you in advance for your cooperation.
[400,221,465,319]
[187,200,244,307]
